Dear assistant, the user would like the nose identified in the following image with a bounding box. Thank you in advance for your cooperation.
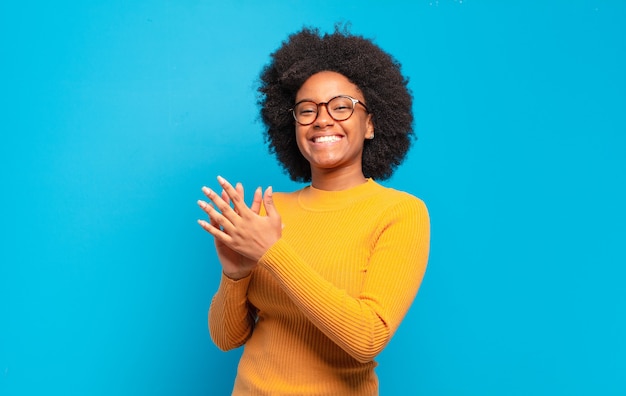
[313,103,334,126]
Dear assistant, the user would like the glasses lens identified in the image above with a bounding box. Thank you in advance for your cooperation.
[293,96,358,125]
[294,101,317,125]
[327,96,355,121]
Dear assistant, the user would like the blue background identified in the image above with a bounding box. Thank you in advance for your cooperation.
[1,1,624,395]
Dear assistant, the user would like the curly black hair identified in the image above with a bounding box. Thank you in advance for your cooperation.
[258,25,414,182]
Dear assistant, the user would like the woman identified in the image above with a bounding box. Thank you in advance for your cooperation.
[197,26,430,396]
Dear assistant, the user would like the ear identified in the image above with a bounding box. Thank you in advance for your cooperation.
[365,114,375,139]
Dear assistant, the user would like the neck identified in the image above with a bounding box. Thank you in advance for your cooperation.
[310,168,368,191]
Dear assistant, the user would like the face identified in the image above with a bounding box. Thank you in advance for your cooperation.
[294,71,374,179]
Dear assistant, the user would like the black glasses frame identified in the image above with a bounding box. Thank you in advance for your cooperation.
[290,95,369,126]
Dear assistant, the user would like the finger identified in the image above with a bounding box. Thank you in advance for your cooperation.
[263,186,280,222]
[202,186,235,217]
[198,201,233,235]
[221,189,231,207]
[263,187,283,236]
[198,195,235,233]
[197,218,234,245]
[250,186,262,214]
[234,182,244,215]
[217,175,247,214]
[197,218,215,232]
[197,199,219,223]
[203,202,221,229]
[197,198,212,215]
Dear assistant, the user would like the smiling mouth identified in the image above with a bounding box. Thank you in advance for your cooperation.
[312,135,342,143]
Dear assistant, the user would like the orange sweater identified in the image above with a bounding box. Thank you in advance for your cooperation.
[209,179,430,395]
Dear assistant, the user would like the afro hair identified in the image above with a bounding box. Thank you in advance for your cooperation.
[258,25,414,182]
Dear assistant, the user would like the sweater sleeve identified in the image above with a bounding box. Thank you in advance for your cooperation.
[208,273,256,351]
[258,198,430,363]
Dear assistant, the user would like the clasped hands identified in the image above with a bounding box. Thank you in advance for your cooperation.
[197,176,282,280]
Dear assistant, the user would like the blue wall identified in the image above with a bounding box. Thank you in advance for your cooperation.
[1,1,624,395]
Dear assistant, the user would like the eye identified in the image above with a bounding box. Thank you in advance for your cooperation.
[331,104,351,113]
[330,97,354,113]
[296,102,317,115]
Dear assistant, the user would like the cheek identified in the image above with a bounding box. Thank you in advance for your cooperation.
[294,127,308,152]
[294,126,304,142]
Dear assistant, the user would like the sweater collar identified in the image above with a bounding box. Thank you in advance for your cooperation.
[297,178,381,211]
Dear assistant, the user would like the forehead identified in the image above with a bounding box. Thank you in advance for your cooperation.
[296,71,363,101]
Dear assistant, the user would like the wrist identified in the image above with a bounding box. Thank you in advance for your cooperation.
[223,270,252,281]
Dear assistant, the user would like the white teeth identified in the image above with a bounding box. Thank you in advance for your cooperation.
[313,135,341,143]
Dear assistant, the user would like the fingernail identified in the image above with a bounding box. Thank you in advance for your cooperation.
[217,175,225,184]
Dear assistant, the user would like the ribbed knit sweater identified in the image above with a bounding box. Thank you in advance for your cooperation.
[209,179,430,395]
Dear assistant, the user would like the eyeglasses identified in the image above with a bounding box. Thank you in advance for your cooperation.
[291,95,369,126]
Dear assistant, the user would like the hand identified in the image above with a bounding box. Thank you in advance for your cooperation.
[197,176,282,279]
[197,181,261,279]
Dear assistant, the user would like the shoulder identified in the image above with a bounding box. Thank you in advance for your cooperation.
[366,183,430,235]
[370,182,428,213]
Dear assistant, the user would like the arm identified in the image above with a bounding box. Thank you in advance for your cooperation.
[259,199,430,363]
[199,177,429,361]
[198,179,270,350]
[208,273,256,351]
